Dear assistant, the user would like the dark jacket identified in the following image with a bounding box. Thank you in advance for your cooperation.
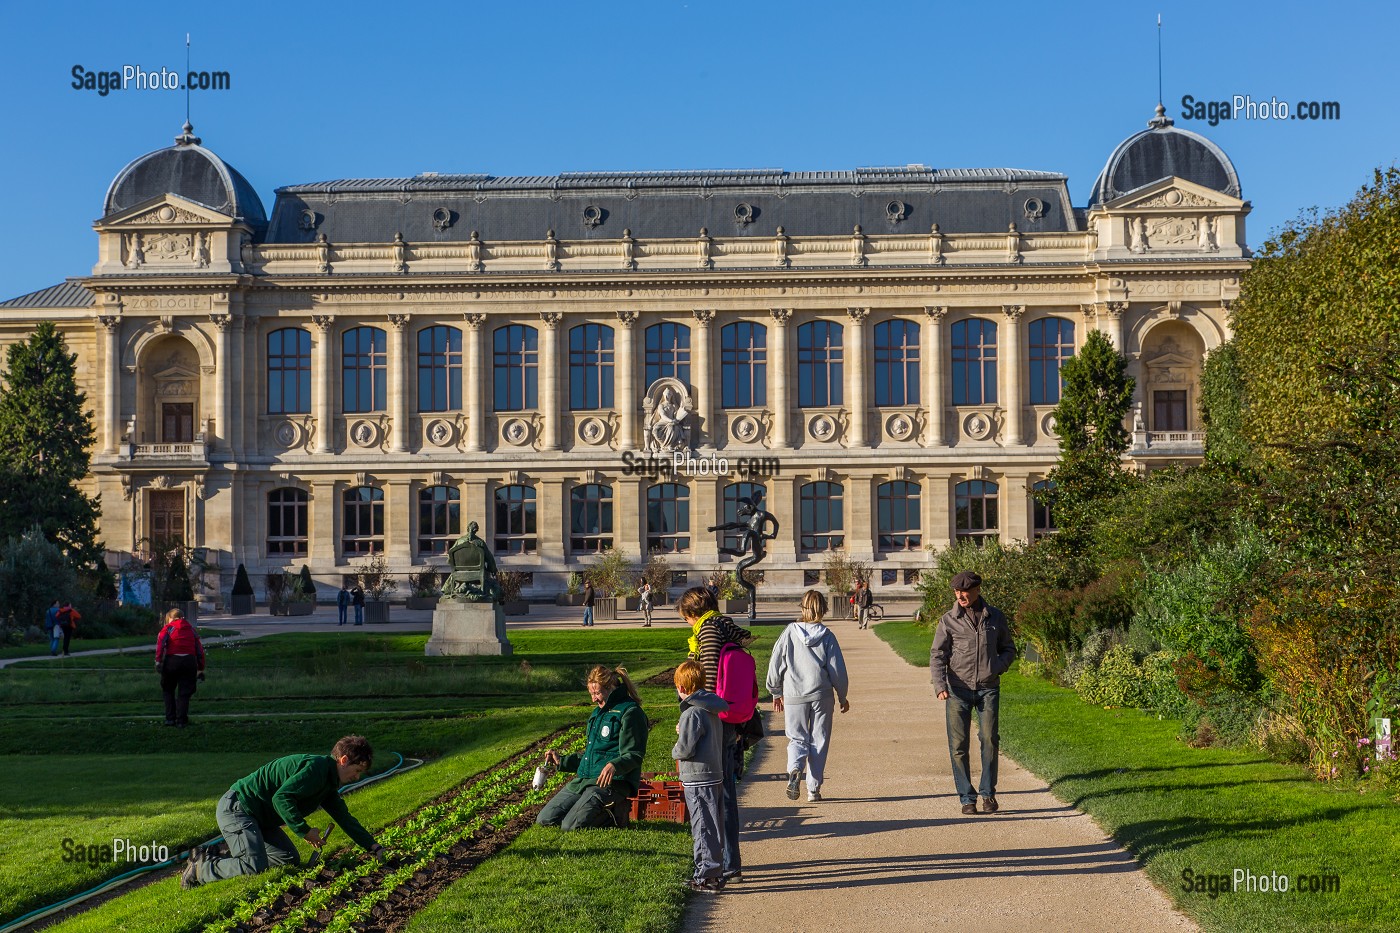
[351,587,365,607]
[930,599,1016,695]
[229,754,376,850]
[672,689,729,786]
[337,588,350,608]
[854,586,873,609]
[560,683,648,796]
[582,584,595,607]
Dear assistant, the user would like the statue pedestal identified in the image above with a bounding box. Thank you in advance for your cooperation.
[425,600,512,656]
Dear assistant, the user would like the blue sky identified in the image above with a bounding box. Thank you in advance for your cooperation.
[0,0,1395,300]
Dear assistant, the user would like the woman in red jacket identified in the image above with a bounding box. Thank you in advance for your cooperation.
[155,608,206,727]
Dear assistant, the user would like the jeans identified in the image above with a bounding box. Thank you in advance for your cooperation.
[354,605,363,625]
[338,603,348,625]
[50,632,61,656]
[944,685,1000,803]
[582,606,594,627]
[200,789,300,883]
[720,723,742,877]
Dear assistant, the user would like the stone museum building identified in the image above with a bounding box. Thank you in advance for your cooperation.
[0,106,1249,599]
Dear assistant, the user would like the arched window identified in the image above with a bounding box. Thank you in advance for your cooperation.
[1032,479,1057,540]
[1028,317,1075,405]
[954,480,999,544]
[570,484,613,553]
[877,481,921,551]
[267,328,312,414]
[720,482,767,553]
[720,322,767,408]
[645,322,691,387]
[342,326,387,413]
[951,319,998,406]
[493,324,539,411]
[797,321,843,408]
[874,319,920,406]
[494,485,538,555]
[799,481,844,552]
[569,323,614,410]
[342,486,385,555]
[647,483,691,553]
[417,326,462,412]
[267,487,308,556]
[418,485,460,555]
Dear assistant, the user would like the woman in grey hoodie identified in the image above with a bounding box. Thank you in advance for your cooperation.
[766,590,851,802]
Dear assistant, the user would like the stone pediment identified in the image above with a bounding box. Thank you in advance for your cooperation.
[1101,177,1242,213]
[99,194,235,229]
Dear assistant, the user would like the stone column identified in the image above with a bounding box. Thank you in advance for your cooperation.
[766,474,797,562]
[616,311,638,451]
[847,472,874,561]
[462,475,488,549]
[846,308,869,447]
[311,315,335,454]
[614,475,644,556]
[692,309,714,446]
[312,480,337,568]
[691,474,720,563]
[540,312,562,450]
[98,313,121,455]
[463,312,487,452]
[388,314,410,452]
[209,311,231,456]
[1001,305,1025,446]
[386,476,411,566]
[1003,471,1031,543]
[1099,301,1127,350]
[769,309,792,449]
[928,474,953,552]
[923,306,946,447]
[537,474,566,566]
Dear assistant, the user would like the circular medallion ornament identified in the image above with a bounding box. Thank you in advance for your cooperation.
[157,206,176,222]
[426,419,456,447]
[1041,412,1057,437]
[808,414,837,442]
[964,412,993,441]
[731,414,760,444]
[274,421,300,448]
[349,420,379,448]
[886,413,914,440]
[502,418,532,446]
[578,417,608,445]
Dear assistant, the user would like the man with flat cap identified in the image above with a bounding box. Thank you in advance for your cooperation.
[930,570,1016,814]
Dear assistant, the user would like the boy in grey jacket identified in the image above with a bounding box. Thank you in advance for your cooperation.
[672,659,729,893]
[766,590,850,802]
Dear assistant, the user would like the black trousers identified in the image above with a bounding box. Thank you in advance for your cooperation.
[161,654,199,724]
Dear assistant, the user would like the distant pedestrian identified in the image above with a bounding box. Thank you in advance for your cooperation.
[852,580,873,629]
[931,570,1016,815]
[57,602,81,656]
[351,585,365,625]
[45,600,62,656]
[337,583,351,626]
[671,659,729,893]
[156,607,206,727]
[581,581,595,627]
[639,581,653,627]
[767,590,850,802]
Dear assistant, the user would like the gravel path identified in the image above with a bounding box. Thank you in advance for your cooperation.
[685,623,1196,933]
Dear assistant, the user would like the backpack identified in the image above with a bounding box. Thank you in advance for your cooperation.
[714,641,758,724]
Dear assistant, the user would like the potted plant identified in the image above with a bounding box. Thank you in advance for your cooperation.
[285,564,317,616]
[585,547,630,621]
[711,570,748,618]
[265,571,287,616]
[556,571,585,606]
[617,581,640,613]
[498,570,531,616]
[642,551,672,607]
[822,549,870,620]
[406,567,442,611]
[229,563,256,615]
[354,552,397,624]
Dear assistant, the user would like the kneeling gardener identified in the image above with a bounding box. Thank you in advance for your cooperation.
[183,735,385,887]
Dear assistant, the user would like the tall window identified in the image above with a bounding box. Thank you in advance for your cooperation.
[955,480,999,544]
[342,326,387,413]
[267,487,308,556]
[494,485,538,555]
[1032,479,1057,539]
[874,319,920,406]
[267,328,312,414]
[417,326,462,412]
[570,484,613,553]
[951,319,998,406]
[799,481,844,552]
[645,322,691,387]
[493,324,539,411]
[1154,390,1189,431]
[569,323,614,410]
[720,482,767,553]
[720,322,767,408]
[877,481,921,551]
[418,485,460,555]
[647,483,691,553]
[342,486,385,555]
[1029,317,1075,405]
[797,321,843,407]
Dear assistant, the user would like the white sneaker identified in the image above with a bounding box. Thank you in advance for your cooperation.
[807,786,822,802]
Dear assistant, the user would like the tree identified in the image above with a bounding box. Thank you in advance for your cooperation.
[0,322,101,567]
[1198,339,1251,472]
[0,526,77,641]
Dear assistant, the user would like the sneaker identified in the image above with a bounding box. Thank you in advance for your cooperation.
[180,847,206,889]
[961,802,978,815]
[722,872,742,884]
[982,796,999,813]
[786,769,801,800]
[686,878,724,895]
[807,787,822,802]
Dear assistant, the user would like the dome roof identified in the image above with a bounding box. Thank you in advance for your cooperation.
[103,123,267,232]
[1089,105,1241,206]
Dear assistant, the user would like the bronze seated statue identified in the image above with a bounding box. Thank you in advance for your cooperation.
[441,521,500,603]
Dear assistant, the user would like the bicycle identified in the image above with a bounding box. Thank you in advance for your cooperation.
[865,603,885,624]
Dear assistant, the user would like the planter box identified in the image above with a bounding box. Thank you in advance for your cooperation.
[229,593,255,616]
[621,597,641,612]
[628,774,688,824]
[405,596,440,611]
[503,600,530,616]
[363,601,390,624]
[722,599,749,617]
[593,596,617,621]
[283,601,315,616]
[555,593,585,606]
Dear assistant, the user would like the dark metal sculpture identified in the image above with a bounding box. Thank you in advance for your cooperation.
[707,495,780,621]
[441,521,500,602]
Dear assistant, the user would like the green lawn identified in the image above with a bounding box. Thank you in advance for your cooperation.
[874,620,1400,933]
[0,630,237,661]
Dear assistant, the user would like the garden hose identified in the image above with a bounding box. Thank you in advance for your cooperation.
[0,753,422,933]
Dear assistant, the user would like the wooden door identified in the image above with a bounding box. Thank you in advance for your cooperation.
[149,491,185,545]
[161,403,194,442]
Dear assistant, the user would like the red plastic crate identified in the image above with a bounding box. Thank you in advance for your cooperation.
[628,773,688,823]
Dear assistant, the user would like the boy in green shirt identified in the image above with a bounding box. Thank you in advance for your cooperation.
[183,735,384,887]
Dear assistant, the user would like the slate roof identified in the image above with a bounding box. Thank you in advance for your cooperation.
[0,281,94,310]
[103,124,268,232]
[265,166,1078,244]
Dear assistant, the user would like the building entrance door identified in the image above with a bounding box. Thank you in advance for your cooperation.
[149,490,185,545]
[162,403,194,443]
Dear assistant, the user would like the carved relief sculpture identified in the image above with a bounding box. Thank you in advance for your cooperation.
[642,379,693,454]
